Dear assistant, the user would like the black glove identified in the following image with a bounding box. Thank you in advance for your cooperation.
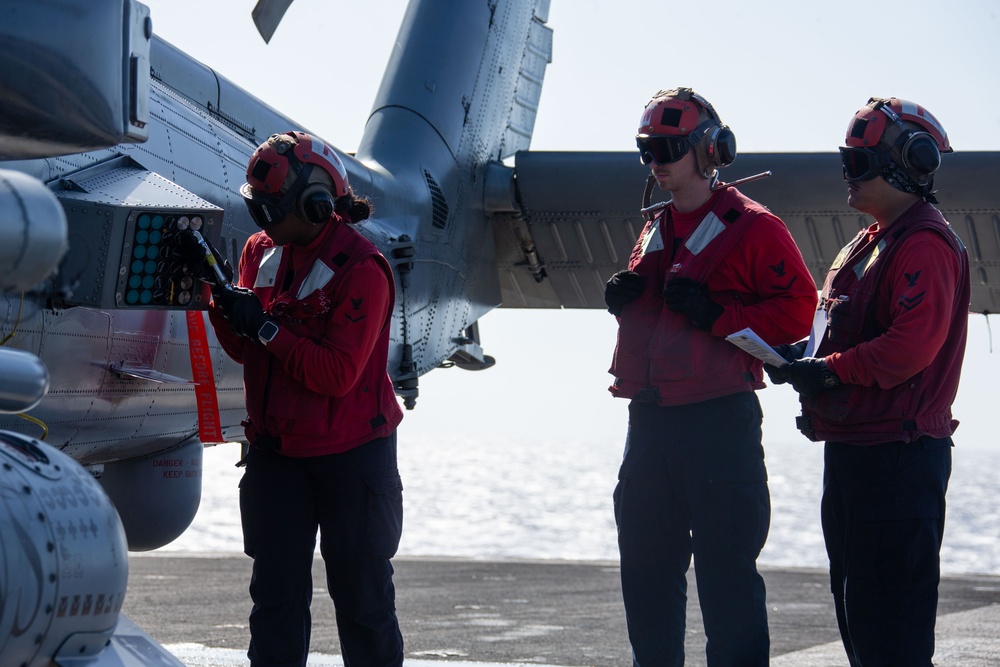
[177,231,234,288]
[662,277,723,330]
[764,341,808,385]
[604,270,644,316]
[784,358,840,397]
[213,286,271,340]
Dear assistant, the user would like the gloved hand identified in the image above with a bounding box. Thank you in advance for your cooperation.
[764,341,808,385]
[213,286,271,340]
[177,231,234,288]
[604,270,644,316]
[784,357,840,397]
[662,277,723,330]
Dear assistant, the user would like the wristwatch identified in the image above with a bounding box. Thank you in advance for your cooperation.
[257,319,279,346]
[818,361,841,389]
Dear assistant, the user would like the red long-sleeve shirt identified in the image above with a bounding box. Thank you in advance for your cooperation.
[800,200,970,444]
[611,186,817,405]
[825,229,965,389]
[670,199,818,346]
[209,218,402,455]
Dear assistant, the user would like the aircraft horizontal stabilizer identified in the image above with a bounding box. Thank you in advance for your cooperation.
[502,151,1000,314]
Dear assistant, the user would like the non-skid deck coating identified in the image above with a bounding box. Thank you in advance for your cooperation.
[123,554,1000,666]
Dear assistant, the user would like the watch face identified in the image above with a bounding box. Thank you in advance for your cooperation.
[258,320,279,343]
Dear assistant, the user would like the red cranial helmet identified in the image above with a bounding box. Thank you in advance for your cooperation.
[244,131,349,197]
[843,98,951,184]
[638,87,710,138]
[239,131,350,227]
[636,87,736,176]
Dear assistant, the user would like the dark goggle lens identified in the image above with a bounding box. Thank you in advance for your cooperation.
[637,136,690,165]
[839,147,884,182]
[243,193,287,228]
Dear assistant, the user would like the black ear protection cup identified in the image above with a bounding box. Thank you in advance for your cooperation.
[297,183,335,224]
[870,98,941,181]
[275,161,336,225]
[896,131,941,179]
[700,123,737,168]
[677,88,738,169]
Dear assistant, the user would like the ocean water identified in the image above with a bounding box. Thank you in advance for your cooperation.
[161,433,1000,577]
[160,310,1000,576]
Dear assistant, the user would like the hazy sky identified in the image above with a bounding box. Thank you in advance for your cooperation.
[140,0,1000,451]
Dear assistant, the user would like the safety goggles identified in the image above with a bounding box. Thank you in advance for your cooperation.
[239,163,318,229]
[839,146,891,182]
[636,135,691,165]
[240,183,297,229]
[240,183,292,228]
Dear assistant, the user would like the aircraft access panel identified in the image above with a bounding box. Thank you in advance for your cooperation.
[52,156,224,310]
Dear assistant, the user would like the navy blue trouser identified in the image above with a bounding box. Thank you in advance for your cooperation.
[239,433,404,667]
[614,393,771,667]
[822,437,951,667]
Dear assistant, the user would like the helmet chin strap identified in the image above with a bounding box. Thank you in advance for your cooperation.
[641,174,656,212]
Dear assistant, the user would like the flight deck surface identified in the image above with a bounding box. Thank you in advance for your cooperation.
[124,554,1000,666]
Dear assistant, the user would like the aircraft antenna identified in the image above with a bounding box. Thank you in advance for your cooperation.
[640,171,772,220]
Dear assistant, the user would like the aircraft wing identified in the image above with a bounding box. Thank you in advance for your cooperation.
[499,151,1000,314]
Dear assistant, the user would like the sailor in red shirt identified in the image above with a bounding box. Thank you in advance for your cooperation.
[767,98,970,666]
[604,88,817,666]
[207,132,404,667]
